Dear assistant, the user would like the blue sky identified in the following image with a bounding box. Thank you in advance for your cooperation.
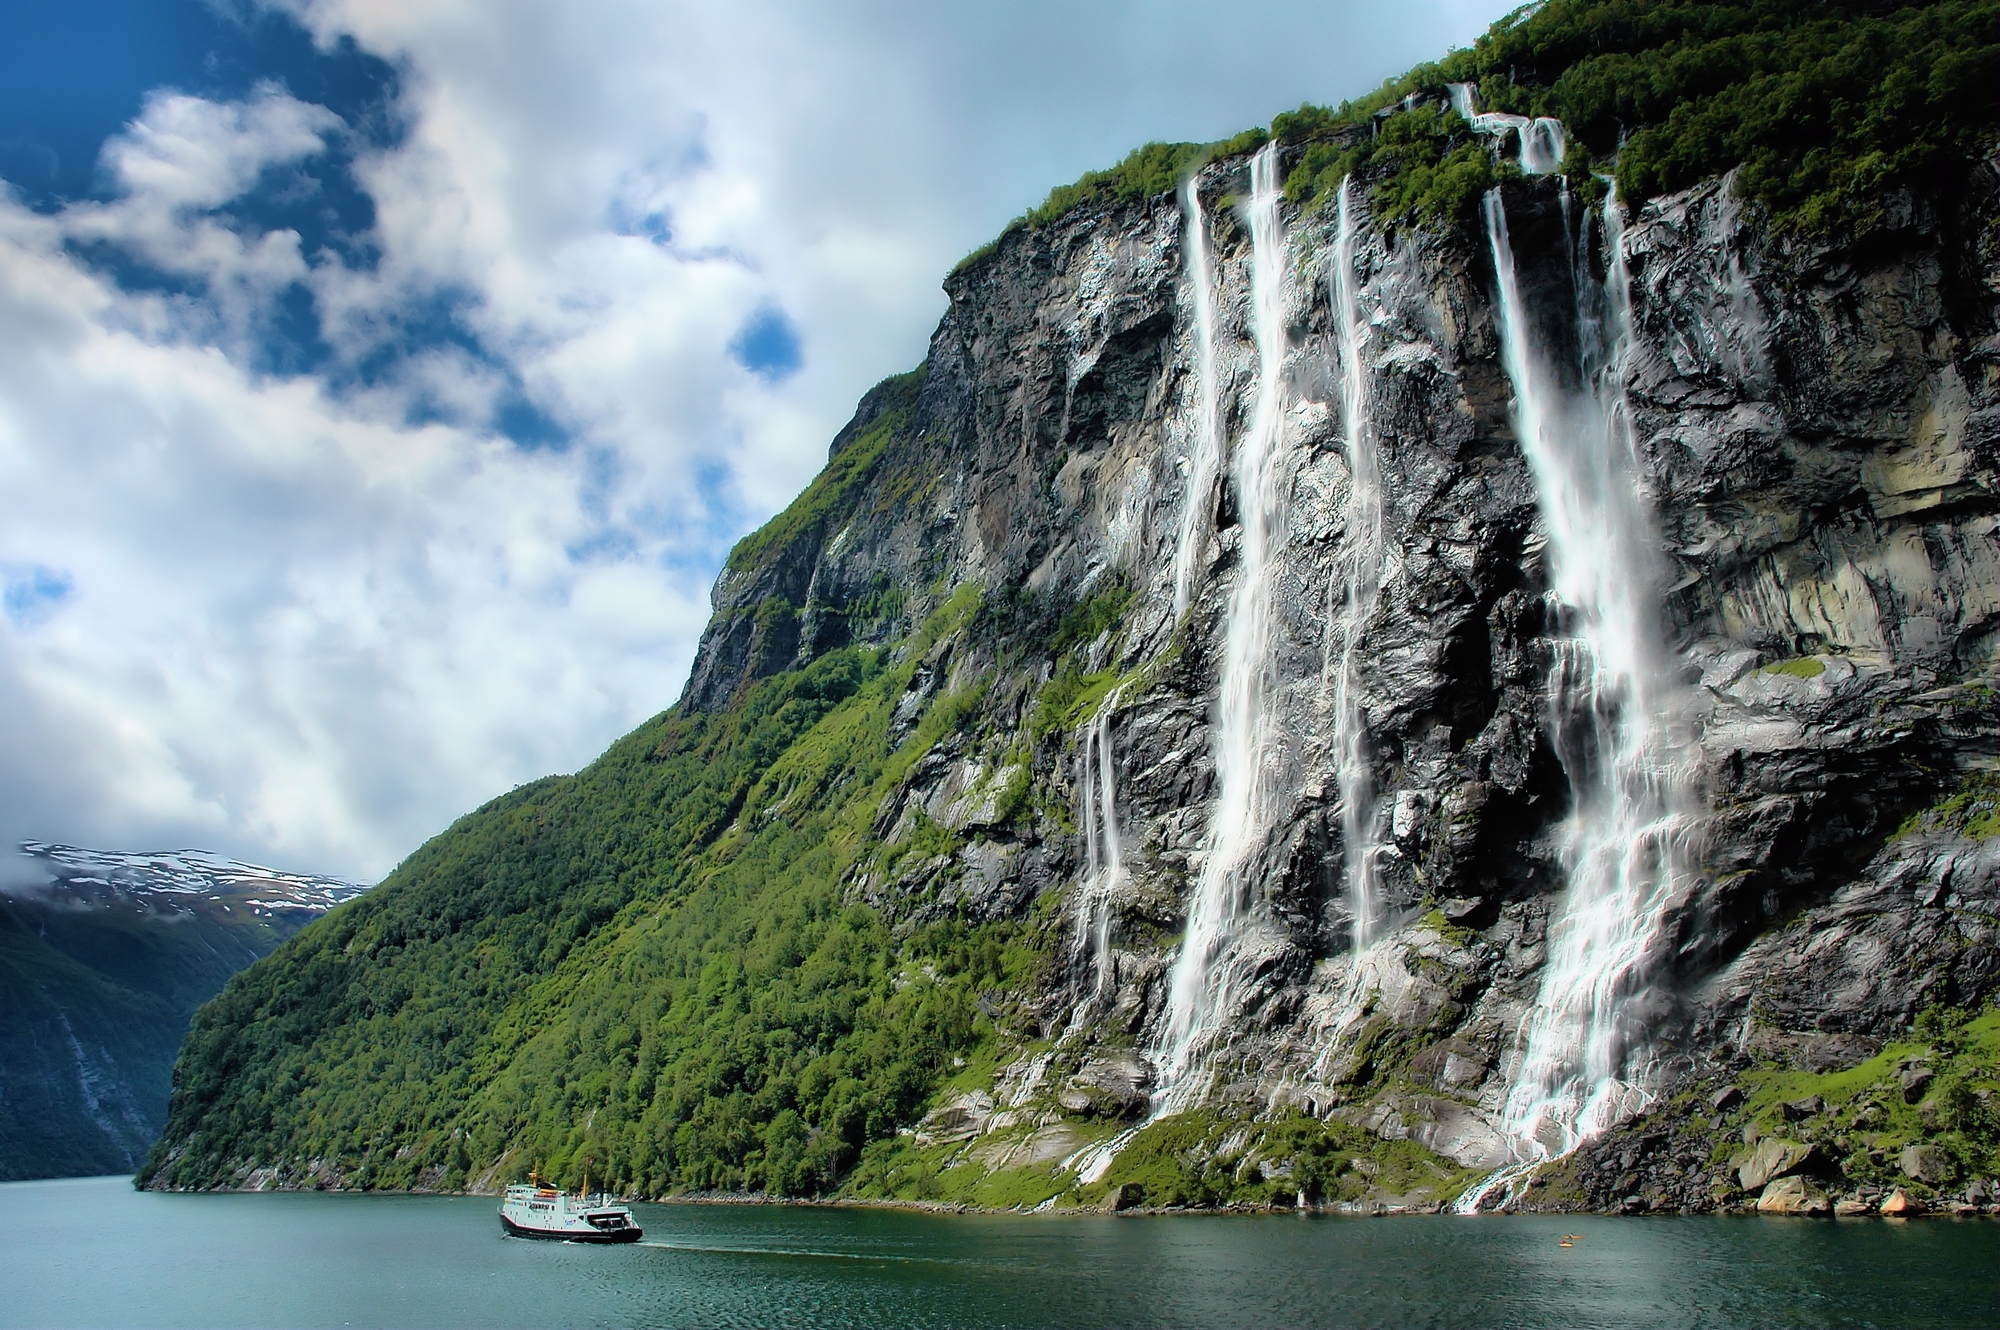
[0,0,1509,881]
[0,2,393,204]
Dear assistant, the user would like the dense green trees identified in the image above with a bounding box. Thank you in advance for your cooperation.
[1449,0,1997,230]
[1283,0,2000,230]
[983,0,1997,244]
[143,550,1040,1197]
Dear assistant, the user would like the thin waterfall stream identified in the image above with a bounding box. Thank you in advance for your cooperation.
[1072,686,1126,997]
[1326,175,1387,952]
[1446,83,1567,175]
[1155,140,1294,1093]
[1172,176,1225,619]
[1457,185,1703,1211]
[1301,177,1397,1084]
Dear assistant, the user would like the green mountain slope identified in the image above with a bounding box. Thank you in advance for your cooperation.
[144,526,1041,1195]
[1,899,190,1179]
[1008,0,1996,239]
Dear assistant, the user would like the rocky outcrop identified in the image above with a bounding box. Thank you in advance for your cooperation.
[1880,1186,1922,1215]
[1696,824,2000,1056]
[1756,1175,1831,1214]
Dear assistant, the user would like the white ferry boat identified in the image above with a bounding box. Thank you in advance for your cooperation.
[499,1172,642,1243]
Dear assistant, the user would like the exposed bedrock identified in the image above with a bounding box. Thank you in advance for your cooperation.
[680,141,1998,1208]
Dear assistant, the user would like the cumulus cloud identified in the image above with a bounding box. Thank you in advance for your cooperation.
[0,198,707,876]
[1,0,1507,880]
[56,85,341,346]
[97,83,339,212]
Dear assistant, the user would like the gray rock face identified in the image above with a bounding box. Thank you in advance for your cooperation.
[1756,1174,1831,1214]
[684,146,1999,1203]
[1693,825,1999,1064]
[1737,1138,1817,1192]
[1899,1142,1948,1184]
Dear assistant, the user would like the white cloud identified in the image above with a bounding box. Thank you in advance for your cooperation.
[55,85,342,348]
[1,0,1510,880]
[0,192,706,878]
[97,82,340,212]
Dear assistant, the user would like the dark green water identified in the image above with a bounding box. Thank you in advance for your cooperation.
[4,1177,1993,1328]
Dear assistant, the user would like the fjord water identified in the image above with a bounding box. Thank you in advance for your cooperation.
[7,1179,1994,1330]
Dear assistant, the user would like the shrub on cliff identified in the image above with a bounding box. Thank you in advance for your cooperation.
[981,0,1998,245]
[1289,0,1999,232]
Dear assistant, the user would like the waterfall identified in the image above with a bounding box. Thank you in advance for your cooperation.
[1173,176,1225,618]
[1326,176,1387,951]
[1457,186,1701,1210]
[1156,141,1292,1087]
[1711,181,1769,388]
[1446,83,1566,176]
[1072,686,1126,996]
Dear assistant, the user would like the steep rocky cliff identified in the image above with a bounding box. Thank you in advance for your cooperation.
[658,144,1999,1211]
[142,6,1999,1214]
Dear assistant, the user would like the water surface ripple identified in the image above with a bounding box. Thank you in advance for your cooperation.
[5,1177,1992,1328]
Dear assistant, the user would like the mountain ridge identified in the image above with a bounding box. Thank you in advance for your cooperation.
[2,844,367,1180]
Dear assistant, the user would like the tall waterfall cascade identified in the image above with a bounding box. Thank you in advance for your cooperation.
[1326,175,1389,952]
[1457,185,1704,1210]
[1155,141,1295,1091]
[1172,177,1226,618]
[1072,687,1127,997]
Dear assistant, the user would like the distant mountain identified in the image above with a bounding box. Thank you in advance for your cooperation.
[0,843,367,1180]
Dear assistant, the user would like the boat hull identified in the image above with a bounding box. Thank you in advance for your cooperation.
[499,1213,643,1243]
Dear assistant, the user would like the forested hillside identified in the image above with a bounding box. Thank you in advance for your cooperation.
[145,543,1044,1195]
[1004,0,1997,236]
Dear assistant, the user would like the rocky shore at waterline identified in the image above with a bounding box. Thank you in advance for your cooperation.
[161,1174,2000,1221]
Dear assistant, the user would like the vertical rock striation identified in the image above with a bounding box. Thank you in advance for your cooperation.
[685,141,1997,1200]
